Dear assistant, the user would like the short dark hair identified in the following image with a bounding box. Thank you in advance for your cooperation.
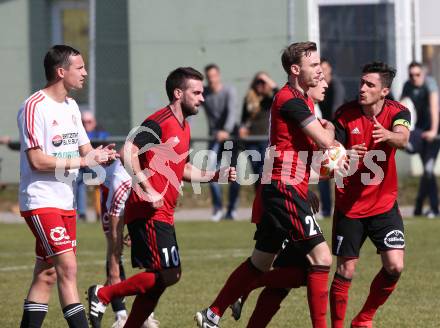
[320,57,331,65]
[165,67,204,101]
[408,61,423,70]
[362,61,396,88]
[204,63,220,73]
[281,41,317,74]
[44,45,81,82]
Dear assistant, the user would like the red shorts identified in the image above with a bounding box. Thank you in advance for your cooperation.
[24,211,77,262]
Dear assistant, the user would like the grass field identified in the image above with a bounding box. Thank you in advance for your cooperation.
[1,218,439,327]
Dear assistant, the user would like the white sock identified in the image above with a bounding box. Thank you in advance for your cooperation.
[115,310,127,320]
[206,308,220,325]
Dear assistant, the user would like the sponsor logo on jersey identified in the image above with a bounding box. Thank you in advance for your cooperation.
[52,135,63,147]
[351,127,361,134]
[50,226,70,242]
[61,132,79,146]
[52,120,58,127]
[52,150,80,158]
[384,230,405,248]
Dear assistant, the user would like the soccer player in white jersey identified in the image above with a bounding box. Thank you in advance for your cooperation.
[17,45,117,328]
[98,158,132,328]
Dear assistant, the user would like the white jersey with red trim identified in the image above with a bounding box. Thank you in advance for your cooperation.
[17,90,90,214]
[101,159,132,217]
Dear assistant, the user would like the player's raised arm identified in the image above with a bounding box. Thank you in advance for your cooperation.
[280,97,335,148]
[183,162,236,183]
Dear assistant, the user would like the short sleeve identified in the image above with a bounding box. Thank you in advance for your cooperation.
[280,98,316,127]
[392,109,411,130]
[132,120,162,148]
[17,102,44,151]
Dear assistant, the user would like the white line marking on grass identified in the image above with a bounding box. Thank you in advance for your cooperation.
[0,249,250,271]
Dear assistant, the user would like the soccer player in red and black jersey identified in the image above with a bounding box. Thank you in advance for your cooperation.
[196,42,336,328]
[227,76,330,328]
[87,67,236,328]
[329,62,410,328]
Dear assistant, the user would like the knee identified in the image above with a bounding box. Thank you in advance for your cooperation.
[57,261,77,281]
[37,267,57,287]
[157,267,181,288]
[308,246,332,267]
[336,262,356,280]
[319,253,333,267]
[384,263,404,278]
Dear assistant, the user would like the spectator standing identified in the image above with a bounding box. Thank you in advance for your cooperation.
[75,110,109,220]
[240,72,277,187]
[318,59,346,217]
[401,61,440,218]
[203,64,240,220]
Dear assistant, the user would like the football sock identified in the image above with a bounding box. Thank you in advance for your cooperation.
[330,273,352,328]
[209,258,263,318]
[246,287,289,328]
[106,260,127,312]
[62,303,88,328]
[20,300,48,328]
[124,288,164,328]
[98,271,156,304]
[115,310,128,320]
[353,267,399,323]
[307,265,330,328]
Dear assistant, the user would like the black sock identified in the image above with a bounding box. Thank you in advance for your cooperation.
[106,259,127,313]
[62,303,88,328]
[20,300,48,328]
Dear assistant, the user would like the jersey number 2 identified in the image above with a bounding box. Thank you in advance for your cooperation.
[305,215,321,236]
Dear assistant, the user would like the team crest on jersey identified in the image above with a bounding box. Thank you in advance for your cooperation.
[52,135,63,147]
[50,227,70,242]
[384,230,405,248]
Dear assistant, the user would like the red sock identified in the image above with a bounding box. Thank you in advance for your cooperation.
[307,265,330,328]
[330,273,352,328]
[246,287,289,328]
[354,267,399,323]
[97,271,156,304]
[124,288,165,328]
[210,258,263,316]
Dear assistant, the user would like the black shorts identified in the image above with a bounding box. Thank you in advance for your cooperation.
[272,239,313,269]
[332,202,405,258]
[128,219,180,270]
[254,180,325,254]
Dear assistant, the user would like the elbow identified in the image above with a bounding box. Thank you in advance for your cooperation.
[399,139,409,150]
[29,160,45,171]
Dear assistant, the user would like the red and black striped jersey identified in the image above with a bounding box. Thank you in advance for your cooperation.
[333,99,411,218]
[267,83,317,200]
[124,106,190,225]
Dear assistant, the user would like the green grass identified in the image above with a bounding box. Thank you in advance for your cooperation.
[1,218,439,327]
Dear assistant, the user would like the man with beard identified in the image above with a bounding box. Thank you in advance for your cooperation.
[87,67,236,328]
